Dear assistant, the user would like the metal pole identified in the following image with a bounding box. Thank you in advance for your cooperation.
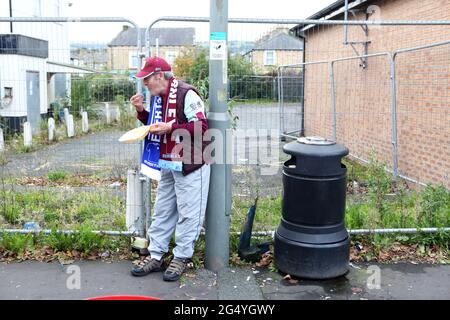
[300,48,306,137]
[143,16,450,29]
[277,67,282,137]
[330,62,337,141]
[0,229,135,236]
[8,0,13,33]
[2,227,447,237]
[388,53,399,178]
[280,66,285,137]
[343,0,349,45]
[144,177,152,238]
[205,0,230,272]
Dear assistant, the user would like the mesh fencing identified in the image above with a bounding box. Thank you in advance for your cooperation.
[0,17,449,235]
[0,20,141,232]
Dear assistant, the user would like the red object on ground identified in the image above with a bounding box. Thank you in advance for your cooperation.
[87,295,160,300]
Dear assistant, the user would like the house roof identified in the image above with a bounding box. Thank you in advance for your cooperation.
[291,0,372,33]
[108,27,195,47]
[251,32,304,51]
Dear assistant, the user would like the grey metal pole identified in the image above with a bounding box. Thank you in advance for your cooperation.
[144,177,152,238]
[388,53,399,178]
[280,67,285,137]
[343,0,349,45]
[205,0,231,272]
[330,62,337,141]
[277,67,282,137]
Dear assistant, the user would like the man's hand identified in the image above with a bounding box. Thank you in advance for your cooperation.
[150,122,173,135]
[130,94,144,112]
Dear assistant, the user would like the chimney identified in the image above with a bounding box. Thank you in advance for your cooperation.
[123,25,129,32]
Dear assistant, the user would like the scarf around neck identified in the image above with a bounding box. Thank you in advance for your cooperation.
[158,77,183,172]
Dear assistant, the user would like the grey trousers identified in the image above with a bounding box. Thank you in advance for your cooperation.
[148,164,210,260]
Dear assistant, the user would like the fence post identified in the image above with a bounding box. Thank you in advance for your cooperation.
[82,111,89,133]
[144,177,152,238]
[205,0,230,272]
[277,67,282,138]
[67,114,75,138]
[0,128,4,151]
[23,122,32,147]
[330,62,337,141]
[48,117,55,141]
[388,53,399,178]
[105,103,111,124]
[63,108,69,123]
[280,66,286,140]
[126,170,145,236]
[115,105,121,122]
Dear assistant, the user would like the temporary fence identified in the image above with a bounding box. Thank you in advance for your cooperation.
[0,14,449,238]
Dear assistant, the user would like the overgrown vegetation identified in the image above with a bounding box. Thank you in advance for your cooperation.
[0,149,448,265]
[230,156,449,264]
[0,230,130,262]
[0,188,126,230]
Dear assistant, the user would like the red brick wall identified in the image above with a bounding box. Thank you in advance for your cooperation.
[302,0,450,187]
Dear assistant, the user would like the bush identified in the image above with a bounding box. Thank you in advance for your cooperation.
[71,78,93,115]
[70,75,135,115]
[173,49,262,101]
[90,75,135,103]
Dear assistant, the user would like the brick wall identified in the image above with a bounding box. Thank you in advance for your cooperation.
[302,0,450,187]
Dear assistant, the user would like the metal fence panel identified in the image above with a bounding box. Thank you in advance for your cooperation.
[0,19,142,233]
[395,43,450,187]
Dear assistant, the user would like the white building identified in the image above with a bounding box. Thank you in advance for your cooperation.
[0,0,90,134]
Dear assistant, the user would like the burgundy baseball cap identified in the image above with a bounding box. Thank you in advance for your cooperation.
[134,57,172,79]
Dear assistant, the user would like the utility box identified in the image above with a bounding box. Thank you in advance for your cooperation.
[274,136,350,279]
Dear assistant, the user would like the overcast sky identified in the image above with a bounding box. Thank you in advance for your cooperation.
[67,0,336,43]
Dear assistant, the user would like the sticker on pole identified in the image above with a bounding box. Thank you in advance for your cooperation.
[210,32,227,60]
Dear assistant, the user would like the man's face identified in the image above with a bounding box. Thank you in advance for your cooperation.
[143,72,167,96]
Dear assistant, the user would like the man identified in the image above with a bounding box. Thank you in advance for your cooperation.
[129,57,210,281]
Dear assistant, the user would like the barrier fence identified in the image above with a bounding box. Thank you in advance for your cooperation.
[0,15,448,237]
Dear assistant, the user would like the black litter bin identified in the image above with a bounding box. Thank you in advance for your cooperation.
[274,136,350,279]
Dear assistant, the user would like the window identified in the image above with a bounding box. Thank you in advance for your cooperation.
[128,51,139,70]
[165,51,177,65]
[264,50,276,66]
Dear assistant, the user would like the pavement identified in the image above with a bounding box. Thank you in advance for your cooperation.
[0,261,448,300]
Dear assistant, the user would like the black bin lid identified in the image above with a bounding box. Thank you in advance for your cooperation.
[283,136,349,177]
